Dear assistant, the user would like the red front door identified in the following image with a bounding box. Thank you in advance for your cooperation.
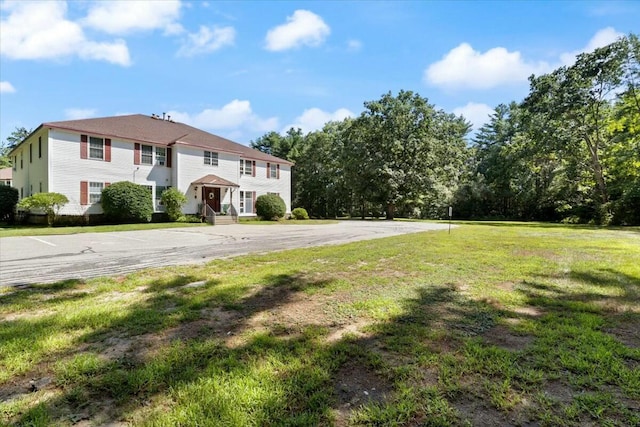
[203,187,221,213]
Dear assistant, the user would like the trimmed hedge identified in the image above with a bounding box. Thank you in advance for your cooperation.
[0,186,19,223]
[291,207,309,220]
[255,194,286,220]
[101,181,153,223]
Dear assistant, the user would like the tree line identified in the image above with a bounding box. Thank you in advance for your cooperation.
[251,34,639,225]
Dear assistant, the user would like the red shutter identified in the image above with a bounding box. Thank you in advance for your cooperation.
[80,181,88,205]
[267,162,270,178]
[105,182,111,187]
[277,164,280,179]
[80,135,88,159]
[134,143,140,165]
[166,147,172,168]
[252,161,256,177]
[105,138,111,162]
[252,191,256,213]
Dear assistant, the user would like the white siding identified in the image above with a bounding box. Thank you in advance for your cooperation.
[237,160,292,215]
[49,129,172,215]
[11,128,49,201]
[12,126,292,218]
[175,145,240,214]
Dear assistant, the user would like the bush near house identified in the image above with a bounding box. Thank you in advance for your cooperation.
[161,188,187,222]
[0,186,19,223]
[17,192,69,226]
[291,207,309,220]
[102,182,153,223]
[255,194,286,220]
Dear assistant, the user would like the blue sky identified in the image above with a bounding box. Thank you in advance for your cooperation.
[1,0,639,146]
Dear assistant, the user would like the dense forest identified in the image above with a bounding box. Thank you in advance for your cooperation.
[251,34,639,225]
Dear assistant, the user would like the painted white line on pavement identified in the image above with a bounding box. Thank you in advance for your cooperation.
[109,234,146,242]
[28,236,57,247]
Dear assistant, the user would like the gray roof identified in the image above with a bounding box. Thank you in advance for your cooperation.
[22,114,291,165]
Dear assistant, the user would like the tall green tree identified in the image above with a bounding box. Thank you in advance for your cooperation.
[346,90,469,219]
[523,35,631,210]
[294,121,350,217]
[1,126,30,169]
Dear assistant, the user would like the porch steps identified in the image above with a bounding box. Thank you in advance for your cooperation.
[213,215,237,225]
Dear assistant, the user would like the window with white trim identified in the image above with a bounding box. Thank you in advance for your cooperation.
[89,137,104,160]
[155,185,170,206]
[239,191,254,214]
[12,156,16,171]
[269,163,277,178]
[141,145,153,165]
[155,147,166,166]
[89,182,104,203]
[204,151,218,166]
[240,159,252,176]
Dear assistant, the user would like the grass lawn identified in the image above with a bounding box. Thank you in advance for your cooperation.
[0,222,207,238]
[1,223,638,426]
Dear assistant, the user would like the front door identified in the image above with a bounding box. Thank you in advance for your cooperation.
[203,187,221,213]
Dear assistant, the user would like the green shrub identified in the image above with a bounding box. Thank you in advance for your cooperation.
[255,194,286,220]
[101,181,153,223]
[17,192,69,226]
[0,186,19,223]
[291,207,309,220]
[161,187,187,221]
[178,214,203,223]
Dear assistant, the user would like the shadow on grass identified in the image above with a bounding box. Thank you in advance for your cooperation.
[5,271,500,426]
[5,265,640,426]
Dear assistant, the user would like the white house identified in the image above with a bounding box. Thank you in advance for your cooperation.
[8,114,292,221]
[0,167,11,186]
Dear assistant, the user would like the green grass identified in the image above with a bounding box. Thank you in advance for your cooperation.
[1,223,638,426]
[0,222,206,238]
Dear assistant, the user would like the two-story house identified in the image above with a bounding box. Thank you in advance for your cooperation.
[8,114,292,220]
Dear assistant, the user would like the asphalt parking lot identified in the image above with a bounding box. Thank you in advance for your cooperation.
[0,221,451,287]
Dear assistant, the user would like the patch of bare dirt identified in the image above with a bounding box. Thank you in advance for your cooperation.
[482,325,534,352]
[497,282,516,291]
[333,360,394,426]
[512,306,544,317]
[604,318,640,348]
[543,380,575,405]
[326,320,372,343]
[453,397,517,426]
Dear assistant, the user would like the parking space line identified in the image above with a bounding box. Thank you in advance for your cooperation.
[109,234,146,242]
[28,236,57,247]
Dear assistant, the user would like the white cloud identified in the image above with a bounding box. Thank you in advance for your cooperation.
[177,25,235,57]
[65,108,98,120]
[284,107,355,134]
[0,1,131,66]
[0,81,16,93]
[425,43,550,89]
[453,102,493,130]
[347,39,362,52]
[265,10,330,51]
[560,27,624,65]
[425,27,624,90]
[167,100,279,134]
[83,0,183,35]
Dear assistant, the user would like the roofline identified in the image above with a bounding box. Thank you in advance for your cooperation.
[45,123,171,147]
[7,124,44,156]
[8,119,294,166]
